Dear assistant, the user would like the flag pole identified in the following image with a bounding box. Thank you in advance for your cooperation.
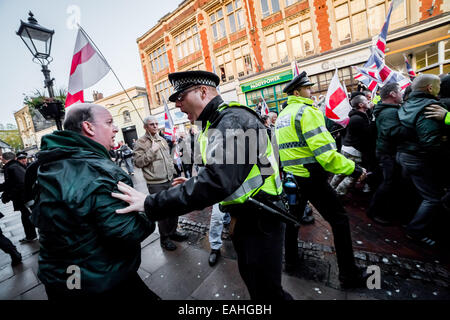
[77,24,144,123]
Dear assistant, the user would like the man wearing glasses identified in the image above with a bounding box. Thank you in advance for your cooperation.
[133,116,188,251]
[112,70,293,300]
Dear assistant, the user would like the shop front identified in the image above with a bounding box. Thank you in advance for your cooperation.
[240,69,292,113]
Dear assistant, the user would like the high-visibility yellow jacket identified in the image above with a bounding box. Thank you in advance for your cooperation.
[274,95,357,178]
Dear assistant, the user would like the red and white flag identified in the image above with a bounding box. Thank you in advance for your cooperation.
[291,60,300,78]
[260,97,269,116]
[325,71,351,127]
[66,28,110,108]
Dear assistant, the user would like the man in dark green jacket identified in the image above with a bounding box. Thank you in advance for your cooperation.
[368,83,410,224]
[397,74,449,246]
[31,103,157,300]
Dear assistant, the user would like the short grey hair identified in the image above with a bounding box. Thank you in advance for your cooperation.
[411,74,440,92]
[143,116,158,126]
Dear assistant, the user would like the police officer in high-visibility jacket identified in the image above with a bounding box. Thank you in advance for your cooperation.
[111,70,293,300]
[275,71,369,288]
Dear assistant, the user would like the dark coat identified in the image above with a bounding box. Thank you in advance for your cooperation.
[342,108,377,169]
[32,130,155,294]
[397,91,449,158]
[1,160,26,210]
[373,102,411,156]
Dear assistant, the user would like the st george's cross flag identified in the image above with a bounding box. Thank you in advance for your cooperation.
[66,28,110,108]
[325,70,352,127]
[291,60,300,78]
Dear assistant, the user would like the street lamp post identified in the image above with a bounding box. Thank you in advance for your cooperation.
[17,11,63,130]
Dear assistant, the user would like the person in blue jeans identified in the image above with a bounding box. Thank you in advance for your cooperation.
[208,203,231,266]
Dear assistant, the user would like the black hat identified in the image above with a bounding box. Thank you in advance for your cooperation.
[16,152,27,160]
[168,71,220,102]
[283,71,314,94]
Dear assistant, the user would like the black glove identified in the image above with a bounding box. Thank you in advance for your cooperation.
[1,192,10,204]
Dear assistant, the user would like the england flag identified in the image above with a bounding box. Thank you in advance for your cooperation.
[325,70,352,127]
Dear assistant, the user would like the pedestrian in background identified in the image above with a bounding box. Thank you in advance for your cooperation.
[0,152,37,243]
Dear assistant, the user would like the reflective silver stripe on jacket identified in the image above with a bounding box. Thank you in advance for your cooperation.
[312,143,336,157]
[281,156,317,167]
[303,126,327,140]
[222,174,264,202]
[294,105,309,147]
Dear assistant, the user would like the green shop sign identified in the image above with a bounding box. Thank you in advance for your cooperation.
[241,70,292,93]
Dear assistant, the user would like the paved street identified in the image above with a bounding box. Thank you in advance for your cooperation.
[1,167,449,300]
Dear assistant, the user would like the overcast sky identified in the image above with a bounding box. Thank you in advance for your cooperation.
[0,0,182,126]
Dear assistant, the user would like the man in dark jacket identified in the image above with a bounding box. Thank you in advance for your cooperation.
[112,70,293,300]
[397,74,449,246]
[330,95,375,195]
[30,103,158,300]
[0,152,37,243]
[368,83,411,224]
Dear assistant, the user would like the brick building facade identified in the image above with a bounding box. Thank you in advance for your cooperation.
[137,0,449,115]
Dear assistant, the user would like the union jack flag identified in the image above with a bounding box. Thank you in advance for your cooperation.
[404,54,416,80]
[372,51,411,90]
[375,2,394,57]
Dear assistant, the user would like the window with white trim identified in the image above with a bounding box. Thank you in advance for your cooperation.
[175,25,201,60]
[216,50,233,82]
[260,0,280,18]
[233,44,253,77]
[226,0,245,34]
[266,29,289,67]
[288,18,315,58]
[154,80,172,105]
[149,45,168,74]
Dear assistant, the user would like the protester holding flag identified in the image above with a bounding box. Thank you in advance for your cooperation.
[133,116,188,251]
[330,95,375,196]
[274,71,369,288]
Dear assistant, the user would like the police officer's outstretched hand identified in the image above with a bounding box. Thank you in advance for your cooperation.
[112,181,146,213]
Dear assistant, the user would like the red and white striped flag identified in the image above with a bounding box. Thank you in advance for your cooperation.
[291,60,300,78]
[325,70,352,127]
[66,28,110,108]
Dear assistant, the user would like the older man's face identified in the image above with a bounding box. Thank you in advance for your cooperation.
[90,108,119,151]
[145,119,159,135]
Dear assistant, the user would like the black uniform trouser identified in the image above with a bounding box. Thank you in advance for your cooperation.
[284,202,305,265]
[18,204,37,240]
[231,211,293,300]
[45,272,160,301]
[291,168,358,278]
[147,182,178,241]
[0,226,18,256]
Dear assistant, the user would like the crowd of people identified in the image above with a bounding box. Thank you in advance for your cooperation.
[0,68,448,301]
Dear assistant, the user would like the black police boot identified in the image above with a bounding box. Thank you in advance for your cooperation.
[208,249,221,267]
[169,231,189,242]
[10,249,22,266]
[160,239,177,251]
